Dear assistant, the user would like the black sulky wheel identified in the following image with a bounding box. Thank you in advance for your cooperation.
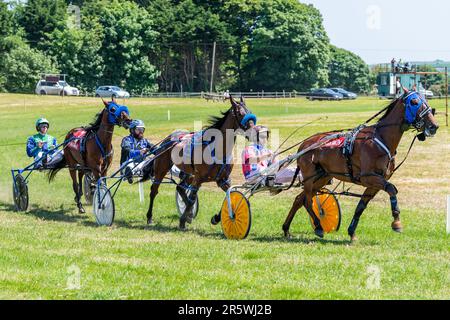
[93,184,115,226]
[83,172,94,205]
[175,187,199,220]
[13,174,29,212]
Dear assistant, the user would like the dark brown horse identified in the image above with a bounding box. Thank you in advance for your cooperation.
[141,96,255,230]
[48,99,132,213]
[283,89,439,241]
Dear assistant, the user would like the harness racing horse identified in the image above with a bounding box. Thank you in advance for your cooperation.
[48,99,132,213]
[283,88,439,241]
[141,96,256,230]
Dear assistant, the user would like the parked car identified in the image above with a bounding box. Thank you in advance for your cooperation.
[418,84,434,99]
[35,80,80,96]
[307,88,343,101]
[95,86,130,99]
[330,88,357,99]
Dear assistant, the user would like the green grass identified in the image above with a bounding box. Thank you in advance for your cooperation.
[0,94,449,300]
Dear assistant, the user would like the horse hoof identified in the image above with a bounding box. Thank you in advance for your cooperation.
[179,224,187,231]
[147,219,153,225]
[392,221,403,233]
[350,235,358,243]
[79,208,86,214]
[284,232,292,240]
[211,214,220,226]
[314,229,324,239]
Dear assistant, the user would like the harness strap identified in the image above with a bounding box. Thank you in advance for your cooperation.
[393,135,417,173]
[373,137,393,161]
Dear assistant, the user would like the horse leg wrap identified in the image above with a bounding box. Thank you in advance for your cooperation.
[384,182,398,196]
[348,200,367,236]
[348,218,360,236]
[390,196,400,218]
[187,190,198,206]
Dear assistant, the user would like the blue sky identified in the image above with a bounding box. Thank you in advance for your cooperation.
[301,0,450,64]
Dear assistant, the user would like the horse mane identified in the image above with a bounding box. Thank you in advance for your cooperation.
[84,109,105,132]
[378,97,401,122]
[205,108,232,130]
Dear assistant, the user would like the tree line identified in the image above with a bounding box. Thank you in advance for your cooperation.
[0,0,373,94]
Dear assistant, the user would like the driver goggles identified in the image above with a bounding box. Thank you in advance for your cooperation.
[38,124,49,130]
[134,127,145,133]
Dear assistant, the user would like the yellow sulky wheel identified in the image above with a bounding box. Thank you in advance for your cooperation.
[309,188,341,234]
[221,191,252,240]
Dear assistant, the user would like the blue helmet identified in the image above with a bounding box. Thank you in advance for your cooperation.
[129,119,145,133]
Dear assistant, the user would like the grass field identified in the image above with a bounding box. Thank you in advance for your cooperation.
[0,93,449,300]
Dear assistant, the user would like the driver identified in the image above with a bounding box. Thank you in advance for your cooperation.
[26,118,63,168]
[242,125,302,185]
[121,119,154,183]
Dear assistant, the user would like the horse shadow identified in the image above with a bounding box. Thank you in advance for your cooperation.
[251,232,380,246]
[113,215,224,240]
[0,200,93,225]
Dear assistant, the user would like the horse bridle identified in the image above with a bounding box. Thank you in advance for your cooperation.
[105,104,130,128]
[402,91,432,131]
[232,102,254,131]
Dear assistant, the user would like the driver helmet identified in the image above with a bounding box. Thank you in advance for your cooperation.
[129,119,145,134]
[35,118,50,132]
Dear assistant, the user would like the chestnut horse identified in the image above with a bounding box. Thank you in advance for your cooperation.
[47,100,132,213]
[141,96,255,230]
[283,89,439,241]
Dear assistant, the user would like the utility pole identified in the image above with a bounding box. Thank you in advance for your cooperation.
[210,41,216,94]
[446,67,448,127]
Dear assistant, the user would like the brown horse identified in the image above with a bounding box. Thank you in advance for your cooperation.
[141,96,256,230]
[283,89,439,241]
[48,99,132,213]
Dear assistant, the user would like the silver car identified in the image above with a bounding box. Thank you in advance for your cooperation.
[35,80,80,96]
[95,86,130,99]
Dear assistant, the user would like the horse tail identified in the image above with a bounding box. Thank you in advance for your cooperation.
[47,157,67,183]
[286,167,301,191]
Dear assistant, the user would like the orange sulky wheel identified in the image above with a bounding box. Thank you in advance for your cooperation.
[221,191,252,240]
[309,188,341,234]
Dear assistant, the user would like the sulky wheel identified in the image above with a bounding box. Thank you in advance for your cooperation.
[93,184,115,226]
[175,187,199,220]
[220,191,251,240]
[309,188,341,234]
[83,172,94,205]
[12,174,29,212]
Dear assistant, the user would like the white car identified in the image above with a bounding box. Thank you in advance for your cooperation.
[35,80,80,96]
[419,84,434,99]
[95,86,130,99]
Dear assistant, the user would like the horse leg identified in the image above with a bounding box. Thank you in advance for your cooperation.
[146,158,173,225]
[282,192,306,239]
[302,177,331,239]
[360,175,403,233]
[77,170,86,212]
[69,169,84,214]
[211,178,231,225]
[347,188,379,242]
[179,178,202,230]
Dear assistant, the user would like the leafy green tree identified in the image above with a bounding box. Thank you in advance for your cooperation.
[48,26,104,92]
[328,45,370,93]
[147,0,233,92]
[17,0,67,48]
[0,0,13,52]
[0,39,58,93]
[98,0,159,93]
[242,0,330,91]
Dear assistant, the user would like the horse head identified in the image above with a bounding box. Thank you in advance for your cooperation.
[401,88,439,139]
[229,95,256,131]
[102,98,132,129]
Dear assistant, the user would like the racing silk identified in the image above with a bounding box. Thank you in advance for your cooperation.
[242,144,272,180]
[26,133,57,158]
[120,134,153,165]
